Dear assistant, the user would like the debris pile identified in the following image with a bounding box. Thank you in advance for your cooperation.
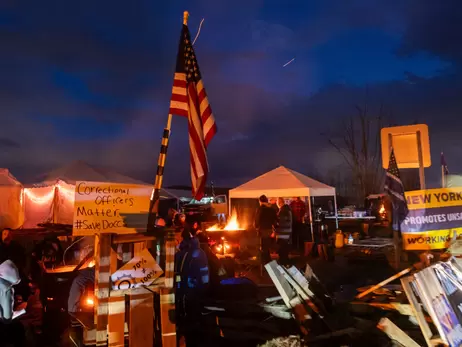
[258,335,302,347]
[262,257,462,346]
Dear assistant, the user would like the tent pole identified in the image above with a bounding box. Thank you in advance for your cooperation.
[334,194,339,229]
[307,196,314,242]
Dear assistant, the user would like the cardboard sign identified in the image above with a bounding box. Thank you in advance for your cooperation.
[72,181,152,235]
[111,248,163,290]
[400,187,462,250]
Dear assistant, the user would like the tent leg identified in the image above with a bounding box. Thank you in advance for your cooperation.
[334,195,339,229]
[307,196,314,242]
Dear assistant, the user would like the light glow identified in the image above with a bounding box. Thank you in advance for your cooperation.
[24,187,55,204]
[23,181,75,205]
[207,208,245,231]
[84,296,94,307]
[379,205,385,214]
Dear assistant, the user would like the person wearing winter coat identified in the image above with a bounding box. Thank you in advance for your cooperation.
[276,198,292,266]
[0,259,25,346]
[0,259,21,322]
[175,234,210,347]
[254,195,278,264]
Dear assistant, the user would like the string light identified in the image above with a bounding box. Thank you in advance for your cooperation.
[23,181,75,205]
[19,189,23,206]
[24,187,55,205]
[57,183,75,201]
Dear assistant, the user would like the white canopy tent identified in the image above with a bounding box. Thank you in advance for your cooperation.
[229,166,338,237]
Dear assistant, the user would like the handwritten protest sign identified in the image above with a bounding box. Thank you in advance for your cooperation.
[401,187,462,250]
[111,248,163,290]
[72,181,152,235]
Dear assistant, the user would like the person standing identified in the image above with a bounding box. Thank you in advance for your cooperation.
[0,229,26,271]
[254,195,277,265]
[0,259,25,347]
[290,197,306,249]
[175,233,210,347]
[0,228,28,300]
[276,198,292,266]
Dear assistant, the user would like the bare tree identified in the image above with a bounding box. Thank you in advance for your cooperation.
[326,103,386,206]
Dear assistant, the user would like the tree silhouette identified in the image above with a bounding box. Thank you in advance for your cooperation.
[326,103,387,206]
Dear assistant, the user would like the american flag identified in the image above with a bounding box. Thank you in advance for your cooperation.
[169,24,217,200]
[384,149,408,227]
[441,152,449,175]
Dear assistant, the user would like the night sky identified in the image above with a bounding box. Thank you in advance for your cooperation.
[1,0,461,189]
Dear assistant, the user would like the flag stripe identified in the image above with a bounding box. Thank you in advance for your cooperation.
[168,24,217,200]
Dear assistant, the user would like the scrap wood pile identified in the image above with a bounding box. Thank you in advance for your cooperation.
[258,335,302,347]
[260,255,462,347]
[261,258,449,347]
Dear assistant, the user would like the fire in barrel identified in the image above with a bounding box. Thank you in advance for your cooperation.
[206,209,246,256]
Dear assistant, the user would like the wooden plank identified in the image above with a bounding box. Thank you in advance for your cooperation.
[351,302,414,316]
[160,287,176,347]
[133,240,147,256]
[108,245,125,347]
[110,280,164,297]
[114,234,155,244]
[377,317,420,347]
[264,260,296,308]
[401,276,433,347]
[108,296,126,347]
[94,233,112,346]
[129,291,154,347]
[356,267,413,299]
[164,230,176,289]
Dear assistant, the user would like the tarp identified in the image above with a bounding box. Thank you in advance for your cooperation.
[0,169,23,229]
[229,166,336,199]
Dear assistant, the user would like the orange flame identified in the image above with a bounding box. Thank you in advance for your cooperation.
[207,208,245,231]
[379,205,385,214]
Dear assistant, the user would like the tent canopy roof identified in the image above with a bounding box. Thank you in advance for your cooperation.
[0,169,22,187]
[34,160,148,186]
[30,161,191,201]
[229,166,335,198]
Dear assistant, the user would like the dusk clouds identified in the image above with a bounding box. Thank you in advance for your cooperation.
[1,0,461,188]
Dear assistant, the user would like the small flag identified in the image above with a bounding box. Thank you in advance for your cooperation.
[169,23,217,200]
[384,149,408,227]
[441,152,449,176]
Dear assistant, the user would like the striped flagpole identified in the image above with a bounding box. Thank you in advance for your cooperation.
[148,114,173,227]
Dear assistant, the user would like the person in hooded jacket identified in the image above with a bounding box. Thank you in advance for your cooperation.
[0,259,25,346]
[175,233,209,347]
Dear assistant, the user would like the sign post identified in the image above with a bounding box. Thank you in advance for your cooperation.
[416,131,426,190]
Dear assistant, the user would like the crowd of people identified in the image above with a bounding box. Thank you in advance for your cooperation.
[254,195,306,266]
[0,196,308,346]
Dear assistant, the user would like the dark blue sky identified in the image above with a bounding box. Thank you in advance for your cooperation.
[1,0,461,189]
